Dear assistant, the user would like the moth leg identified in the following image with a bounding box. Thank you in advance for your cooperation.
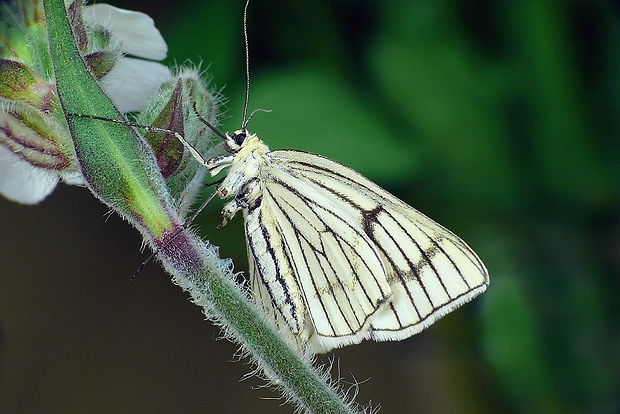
[220,178,260,226]
[206,153,235,176]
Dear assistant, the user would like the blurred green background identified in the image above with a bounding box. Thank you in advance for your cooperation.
[1,0,619,412]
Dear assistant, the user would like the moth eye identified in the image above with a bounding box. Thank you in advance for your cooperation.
[224,131,245,153]
[234,131,246,146]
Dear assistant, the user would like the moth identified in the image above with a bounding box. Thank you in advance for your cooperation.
[192,124,489,353]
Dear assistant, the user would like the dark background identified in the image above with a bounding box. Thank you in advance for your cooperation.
[1,0,619,412]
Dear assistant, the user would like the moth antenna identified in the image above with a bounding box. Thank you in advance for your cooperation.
[68,113,175,136]
[191,101,227,140]
[241,0,251,129]
[245,108,272,125]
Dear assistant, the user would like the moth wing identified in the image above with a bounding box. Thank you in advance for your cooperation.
[245,228,299,340]
[268,150,489,349]
[244,157,394,352]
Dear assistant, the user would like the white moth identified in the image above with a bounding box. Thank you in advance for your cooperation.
[178,121,489,353]
[172,0,487,354]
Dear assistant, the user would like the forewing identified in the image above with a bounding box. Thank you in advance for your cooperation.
[245,158,394,352]
[269,150,489,346]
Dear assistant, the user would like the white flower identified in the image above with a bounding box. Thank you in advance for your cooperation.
[83,4,172,112]
[0,3,172,204]
[0,145,59,204]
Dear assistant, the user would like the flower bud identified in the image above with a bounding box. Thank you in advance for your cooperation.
[144,78,185,179]
[0,106,71,170]
[0,59,54,110]
[83,50,118,80]
[137,68,222,216]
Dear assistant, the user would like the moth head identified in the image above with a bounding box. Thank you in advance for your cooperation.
[224,128,248,153]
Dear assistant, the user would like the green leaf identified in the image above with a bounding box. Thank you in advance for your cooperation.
[44,0,175,239]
